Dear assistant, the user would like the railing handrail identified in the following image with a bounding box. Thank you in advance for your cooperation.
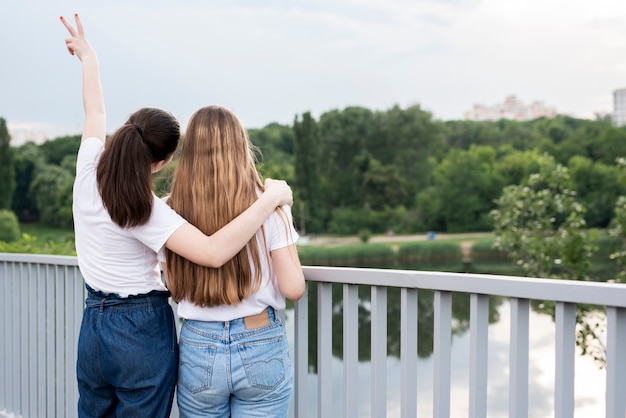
[302,265,626,307]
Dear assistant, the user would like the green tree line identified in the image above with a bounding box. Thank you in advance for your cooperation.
[1,106,626,238]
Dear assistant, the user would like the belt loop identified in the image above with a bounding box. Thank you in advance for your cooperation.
[147,296,153,313]
[99,298,105,315]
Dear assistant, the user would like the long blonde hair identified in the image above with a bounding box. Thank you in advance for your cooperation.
[166,105,266,306]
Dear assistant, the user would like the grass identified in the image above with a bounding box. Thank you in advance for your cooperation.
[20,222,75,245]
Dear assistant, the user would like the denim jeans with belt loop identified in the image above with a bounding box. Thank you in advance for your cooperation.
[177,306,293,418]
[76,284,178,418]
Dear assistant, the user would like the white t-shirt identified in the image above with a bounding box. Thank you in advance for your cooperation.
[176,204,299,322]
[73,137,187,297]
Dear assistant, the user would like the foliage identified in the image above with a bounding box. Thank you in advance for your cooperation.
[397,240,462,262]
[491,154,595,280]
[491,153,604,366]
[608,157,626,282]
[297,243,395,267]
[153,159,178,197]
[0,233,75,255]
[29,164,74,227]
[11,142,44,221]
[0,118,16,210]
[425,145,504,232]
[294,112,325,233]
[38,135,80,165]
[7,106,626,234]
[0,210,20,242]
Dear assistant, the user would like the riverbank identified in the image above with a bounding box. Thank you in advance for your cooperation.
[301,231,493,246]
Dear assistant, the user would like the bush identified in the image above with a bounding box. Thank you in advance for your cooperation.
[0,210,20,242]
[397,241,462,263]
[298,243,396,267]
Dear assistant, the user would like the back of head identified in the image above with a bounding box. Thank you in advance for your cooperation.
[97,107,180,228]
[166,105,265,306]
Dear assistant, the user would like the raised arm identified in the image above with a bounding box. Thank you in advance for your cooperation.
[165,178,294,268]
[60,14,106,142]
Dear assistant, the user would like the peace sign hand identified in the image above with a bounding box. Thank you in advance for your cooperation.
[60,13,96,62]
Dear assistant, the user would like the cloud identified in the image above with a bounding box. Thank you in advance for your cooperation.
[3,0,626,140]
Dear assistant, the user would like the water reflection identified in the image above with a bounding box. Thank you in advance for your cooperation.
[305,283,504,371]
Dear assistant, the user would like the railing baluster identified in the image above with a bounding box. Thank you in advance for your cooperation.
[401,288,418,418]
[66,266,80,417]
[555,301,575,418]
[509,297,529,418]
[20,262,28,416]
[37,264,47,418]
[0,261,8,413]
[28,263,38,417]
[45,263,56,418]
[469,293,489,418]
[317,282,333,418]
[434,290,452,418]
[606,306,626,418]
[372,285,388,418]
[294,284,309,418]
[344,283,359,418]
[55,265,66,418]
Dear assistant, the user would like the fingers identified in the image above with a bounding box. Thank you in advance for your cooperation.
[74,13,84,35]
[60,13,83,56]
[59,15,76,36]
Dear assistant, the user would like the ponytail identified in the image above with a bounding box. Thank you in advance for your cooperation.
[97,108,180,228]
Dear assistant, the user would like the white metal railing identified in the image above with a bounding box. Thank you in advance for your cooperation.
[2,253,626,418]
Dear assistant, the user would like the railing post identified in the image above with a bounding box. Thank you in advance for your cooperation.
[294,284,309,418]
[606,306,626,418]
[469,293,489,418]
[509,298,529,418]
[554,302,576,418]
[317,282,333,418]
[434,291,452,418]
[401,288,418,418]
[343,284,359,418]
[371,285,388,418]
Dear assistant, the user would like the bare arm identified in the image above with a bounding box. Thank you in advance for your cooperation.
[61,14,106,143]
[271,244,305,301]
[165,178,294,267]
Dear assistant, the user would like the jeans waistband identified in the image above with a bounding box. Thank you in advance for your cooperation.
[85,284,170,313]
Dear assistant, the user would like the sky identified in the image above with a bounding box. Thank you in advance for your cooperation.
[3,0,626,142]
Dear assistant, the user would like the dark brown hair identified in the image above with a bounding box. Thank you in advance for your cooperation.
[97,108,180,228]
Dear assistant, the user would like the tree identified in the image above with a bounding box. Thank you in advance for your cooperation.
[12,142,45,221]
[29,164,73,226]
[39,135,80,165]
[0,118,16,210]
[492,154,604,366]
[491,154,594,281]
[428,145,504,232]
[294,112,324,233]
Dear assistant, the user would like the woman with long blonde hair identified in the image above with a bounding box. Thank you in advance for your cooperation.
[165,105,305,417]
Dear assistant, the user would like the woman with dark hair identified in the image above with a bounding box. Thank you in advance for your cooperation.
[165,105,305,418]
[61,14,293,418]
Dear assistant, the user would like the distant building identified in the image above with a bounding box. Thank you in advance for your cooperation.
[613,88,626,127]
[464,95,557,122]
[7,124,49,146]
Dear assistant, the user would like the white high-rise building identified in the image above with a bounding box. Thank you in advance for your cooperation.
[613,88,626,127]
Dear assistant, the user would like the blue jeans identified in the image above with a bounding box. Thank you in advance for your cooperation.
[177,307,292,418]
[76,285,178,418]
